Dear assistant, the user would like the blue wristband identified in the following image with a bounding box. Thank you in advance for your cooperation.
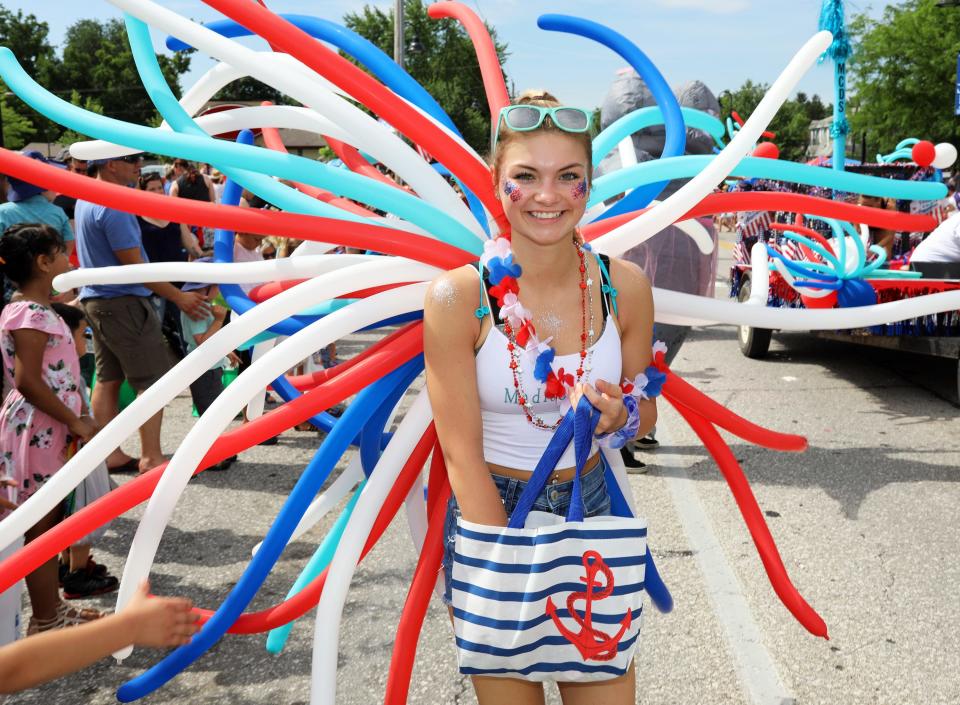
[596,393,641,449]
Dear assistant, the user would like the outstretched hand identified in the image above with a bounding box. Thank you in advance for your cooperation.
[126,580,201,648]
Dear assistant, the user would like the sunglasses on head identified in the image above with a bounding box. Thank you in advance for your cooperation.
[495,105,592,145]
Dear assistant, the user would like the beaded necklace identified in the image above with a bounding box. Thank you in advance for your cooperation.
[482,234,595,430]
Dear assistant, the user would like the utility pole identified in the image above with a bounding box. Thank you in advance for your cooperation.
[394,0,405,69]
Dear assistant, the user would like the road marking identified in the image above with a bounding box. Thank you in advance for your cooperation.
[657,423,796,705]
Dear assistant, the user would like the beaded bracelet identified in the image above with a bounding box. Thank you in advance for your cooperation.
[596,393,641,449]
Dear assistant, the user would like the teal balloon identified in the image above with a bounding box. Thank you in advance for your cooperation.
[0,48,483,256]
[592,106,726,164]
[265,479,366,654]
[588,154,946,207]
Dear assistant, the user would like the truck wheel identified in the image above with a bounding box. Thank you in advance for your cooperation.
[737,278,772,359]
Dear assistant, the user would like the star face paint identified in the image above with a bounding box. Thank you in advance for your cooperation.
[502,179,523,203]
[572,178,588,200]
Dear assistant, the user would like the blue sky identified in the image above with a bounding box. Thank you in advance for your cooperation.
[3,0,898,110]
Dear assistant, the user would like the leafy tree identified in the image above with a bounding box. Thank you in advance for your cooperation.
[849,0,960,159]
[0,7,62,143]
[56,18,191,127]
[0,91,34,149]
[211,76,293,105]
[719,82,831,162]
[343,0,508,154]
[57,89,105,146]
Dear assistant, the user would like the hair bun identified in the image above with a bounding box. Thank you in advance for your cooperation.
[516,89,560,106]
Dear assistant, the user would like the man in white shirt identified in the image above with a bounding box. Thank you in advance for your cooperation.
[912,212,960,263]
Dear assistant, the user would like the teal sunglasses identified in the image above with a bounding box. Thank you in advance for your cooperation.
[494,105,593,146]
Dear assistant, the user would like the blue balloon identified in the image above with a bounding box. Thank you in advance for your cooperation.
[359,359,424,476]
[116,357,423,702]
[837,278,877,308]
[163,13,490,236]
[536,15,686,220]
[265,479,367,654]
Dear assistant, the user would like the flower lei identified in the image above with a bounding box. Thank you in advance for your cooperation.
[480,231,592,429]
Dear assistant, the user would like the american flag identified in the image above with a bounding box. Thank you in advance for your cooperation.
[910,199,948,224]
[736,211,773,239]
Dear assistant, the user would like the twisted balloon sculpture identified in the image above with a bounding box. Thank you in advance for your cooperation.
[2,3,960,703]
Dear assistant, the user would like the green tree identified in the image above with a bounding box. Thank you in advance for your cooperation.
[343,0,508,154]
[211,76,292,105]
[0,7,62,143]
[849,0,960,159]
[57,89,105,145]
[719,82,831,162]
[56,18,191,127]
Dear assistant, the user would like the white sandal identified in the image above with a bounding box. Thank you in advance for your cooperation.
[26,600,106,635]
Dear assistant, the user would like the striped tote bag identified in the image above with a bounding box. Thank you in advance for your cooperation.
[451,398,647,682]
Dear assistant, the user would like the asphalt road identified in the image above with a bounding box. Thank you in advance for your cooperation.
[5,239,960,705]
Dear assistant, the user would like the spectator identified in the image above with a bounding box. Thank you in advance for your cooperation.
[0,151,76,270]
[75,154,210,474]
[50,302,119,599]
[52,148,88,231]
[169,159,216,251]
[911,211,960,264]
[0,223,104,634]
[137,173,203,265]
[0,579,199,694]
[179,268,240,470]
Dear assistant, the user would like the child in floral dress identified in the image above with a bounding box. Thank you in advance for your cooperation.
[0,223,102,634]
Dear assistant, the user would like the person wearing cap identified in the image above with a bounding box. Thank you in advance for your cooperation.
[0,151,75,259]
[75,155,210,474]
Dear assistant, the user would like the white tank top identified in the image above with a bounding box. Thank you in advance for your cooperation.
[473,257,623,471]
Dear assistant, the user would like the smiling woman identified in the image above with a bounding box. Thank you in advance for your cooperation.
[423,88,657,704]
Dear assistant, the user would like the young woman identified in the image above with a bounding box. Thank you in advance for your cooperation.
[424,91,658,705]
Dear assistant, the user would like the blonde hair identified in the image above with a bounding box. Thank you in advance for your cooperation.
[492,89,593,183]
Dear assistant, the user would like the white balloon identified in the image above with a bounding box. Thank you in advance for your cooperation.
[654,286,960,329]
[113,281,430,661]
[105,0,484,238]
[54,255,377,290]
[933,142,958,170]
[310,389,432,705]
[0,259,437,554]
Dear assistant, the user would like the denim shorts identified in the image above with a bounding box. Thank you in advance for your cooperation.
[442,454,612,606]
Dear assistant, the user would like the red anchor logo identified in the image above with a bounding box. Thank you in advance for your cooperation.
[545,550,632,661]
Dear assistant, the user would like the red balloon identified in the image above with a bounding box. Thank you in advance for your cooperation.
[259,104,382,220]
[801,291,839,309]
[752,142,780,160]
[428,2,510,118]
[0,149,474,270]
[912,140,936,168]
[384,454,450,705]
[201,0,507,233]
[325,134,404,190]
[662,373,807,452]
[0,324,425,595]
[670,400,829,639]
[581,191,940,241]
[193,424,438,632]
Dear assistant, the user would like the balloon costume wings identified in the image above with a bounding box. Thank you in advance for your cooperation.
[1,2,958,703]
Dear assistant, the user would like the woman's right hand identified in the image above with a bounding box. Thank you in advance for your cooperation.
[68,416,99,444]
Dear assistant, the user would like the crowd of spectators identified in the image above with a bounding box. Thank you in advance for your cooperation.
[0,146,343,675]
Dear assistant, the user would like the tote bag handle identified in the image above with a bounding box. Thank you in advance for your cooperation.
[507,396,601,529]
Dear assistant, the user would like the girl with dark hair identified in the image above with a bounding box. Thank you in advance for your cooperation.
[0,223,106,633]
